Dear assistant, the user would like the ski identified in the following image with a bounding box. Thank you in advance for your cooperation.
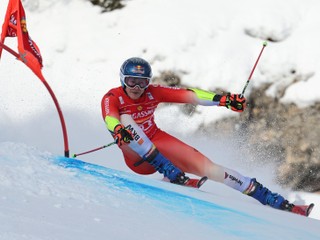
[166,176,208,189]
[184,176,208,189]
[291,203,315,217]
[282,200,315,217]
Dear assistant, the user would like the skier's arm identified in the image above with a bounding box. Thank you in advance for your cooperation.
[101,92,125,135]
[154,86,246,112]
[101,93,121,132]
[187,88,222,106]
[101,93,134,146]
[188,88,246,112]
[154,85,221,105]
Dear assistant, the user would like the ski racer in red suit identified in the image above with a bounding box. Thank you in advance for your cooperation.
[101,57,310,215]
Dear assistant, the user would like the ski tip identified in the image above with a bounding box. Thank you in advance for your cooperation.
[306,203,315,217]
[294,203,315,217]
[197,176,208,188]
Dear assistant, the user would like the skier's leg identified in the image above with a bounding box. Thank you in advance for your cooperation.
[151,130,249,188]
[119,114,189,184]
[152,130,287,209]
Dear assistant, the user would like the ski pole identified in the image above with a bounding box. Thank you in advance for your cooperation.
[240,41,267,98]
[72,141,116,158]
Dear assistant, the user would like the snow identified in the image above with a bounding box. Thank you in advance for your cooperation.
[0,0,320,239]
[0,142,320,240]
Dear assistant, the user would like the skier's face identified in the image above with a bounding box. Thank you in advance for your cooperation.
[123,77,150,100]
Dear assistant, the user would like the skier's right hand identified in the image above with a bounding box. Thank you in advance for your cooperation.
[113,124,134,147]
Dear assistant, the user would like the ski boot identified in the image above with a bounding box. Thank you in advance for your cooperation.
[244,178,285,209]
[144,147,207,188]
[244,178,315,216]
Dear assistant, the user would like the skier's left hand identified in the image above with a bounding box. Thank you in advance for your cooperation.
[219,93,246,112]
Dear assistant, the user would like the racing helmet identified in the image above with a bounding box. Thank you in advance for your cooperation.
[120,57,152,89]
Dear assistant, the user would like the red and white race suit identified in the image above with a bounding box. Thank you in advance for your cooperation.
[101,84,221,179]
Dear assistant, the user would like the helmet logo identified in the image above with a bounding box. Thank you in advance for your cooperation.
[132,65,145,74]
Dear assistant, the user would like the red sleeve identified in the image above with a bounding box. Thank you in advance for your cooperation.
[101,90,120,121]
[149,85,197,104]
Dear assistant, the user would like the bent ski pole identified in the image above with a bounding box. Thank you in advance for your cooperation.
[240,41,267,98]
[72,141,116,158]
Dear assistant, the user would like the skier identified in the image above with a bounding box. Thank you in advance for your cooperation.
[101,57,312,216]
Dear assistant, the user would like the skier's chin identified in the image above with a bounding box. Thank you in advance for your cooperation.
[128,91,143,99]
[132,94,142,99]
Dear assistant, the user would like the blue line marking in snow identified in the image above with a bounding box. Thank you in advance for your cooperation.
[52,156,319,239]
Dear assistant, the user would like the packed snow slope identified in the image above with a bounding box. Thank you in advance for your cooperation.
[0,142,319,240]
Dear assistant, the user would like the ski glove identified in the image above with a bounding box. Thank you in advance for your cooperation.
[219,93,246,112]
[113,124,133,147]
